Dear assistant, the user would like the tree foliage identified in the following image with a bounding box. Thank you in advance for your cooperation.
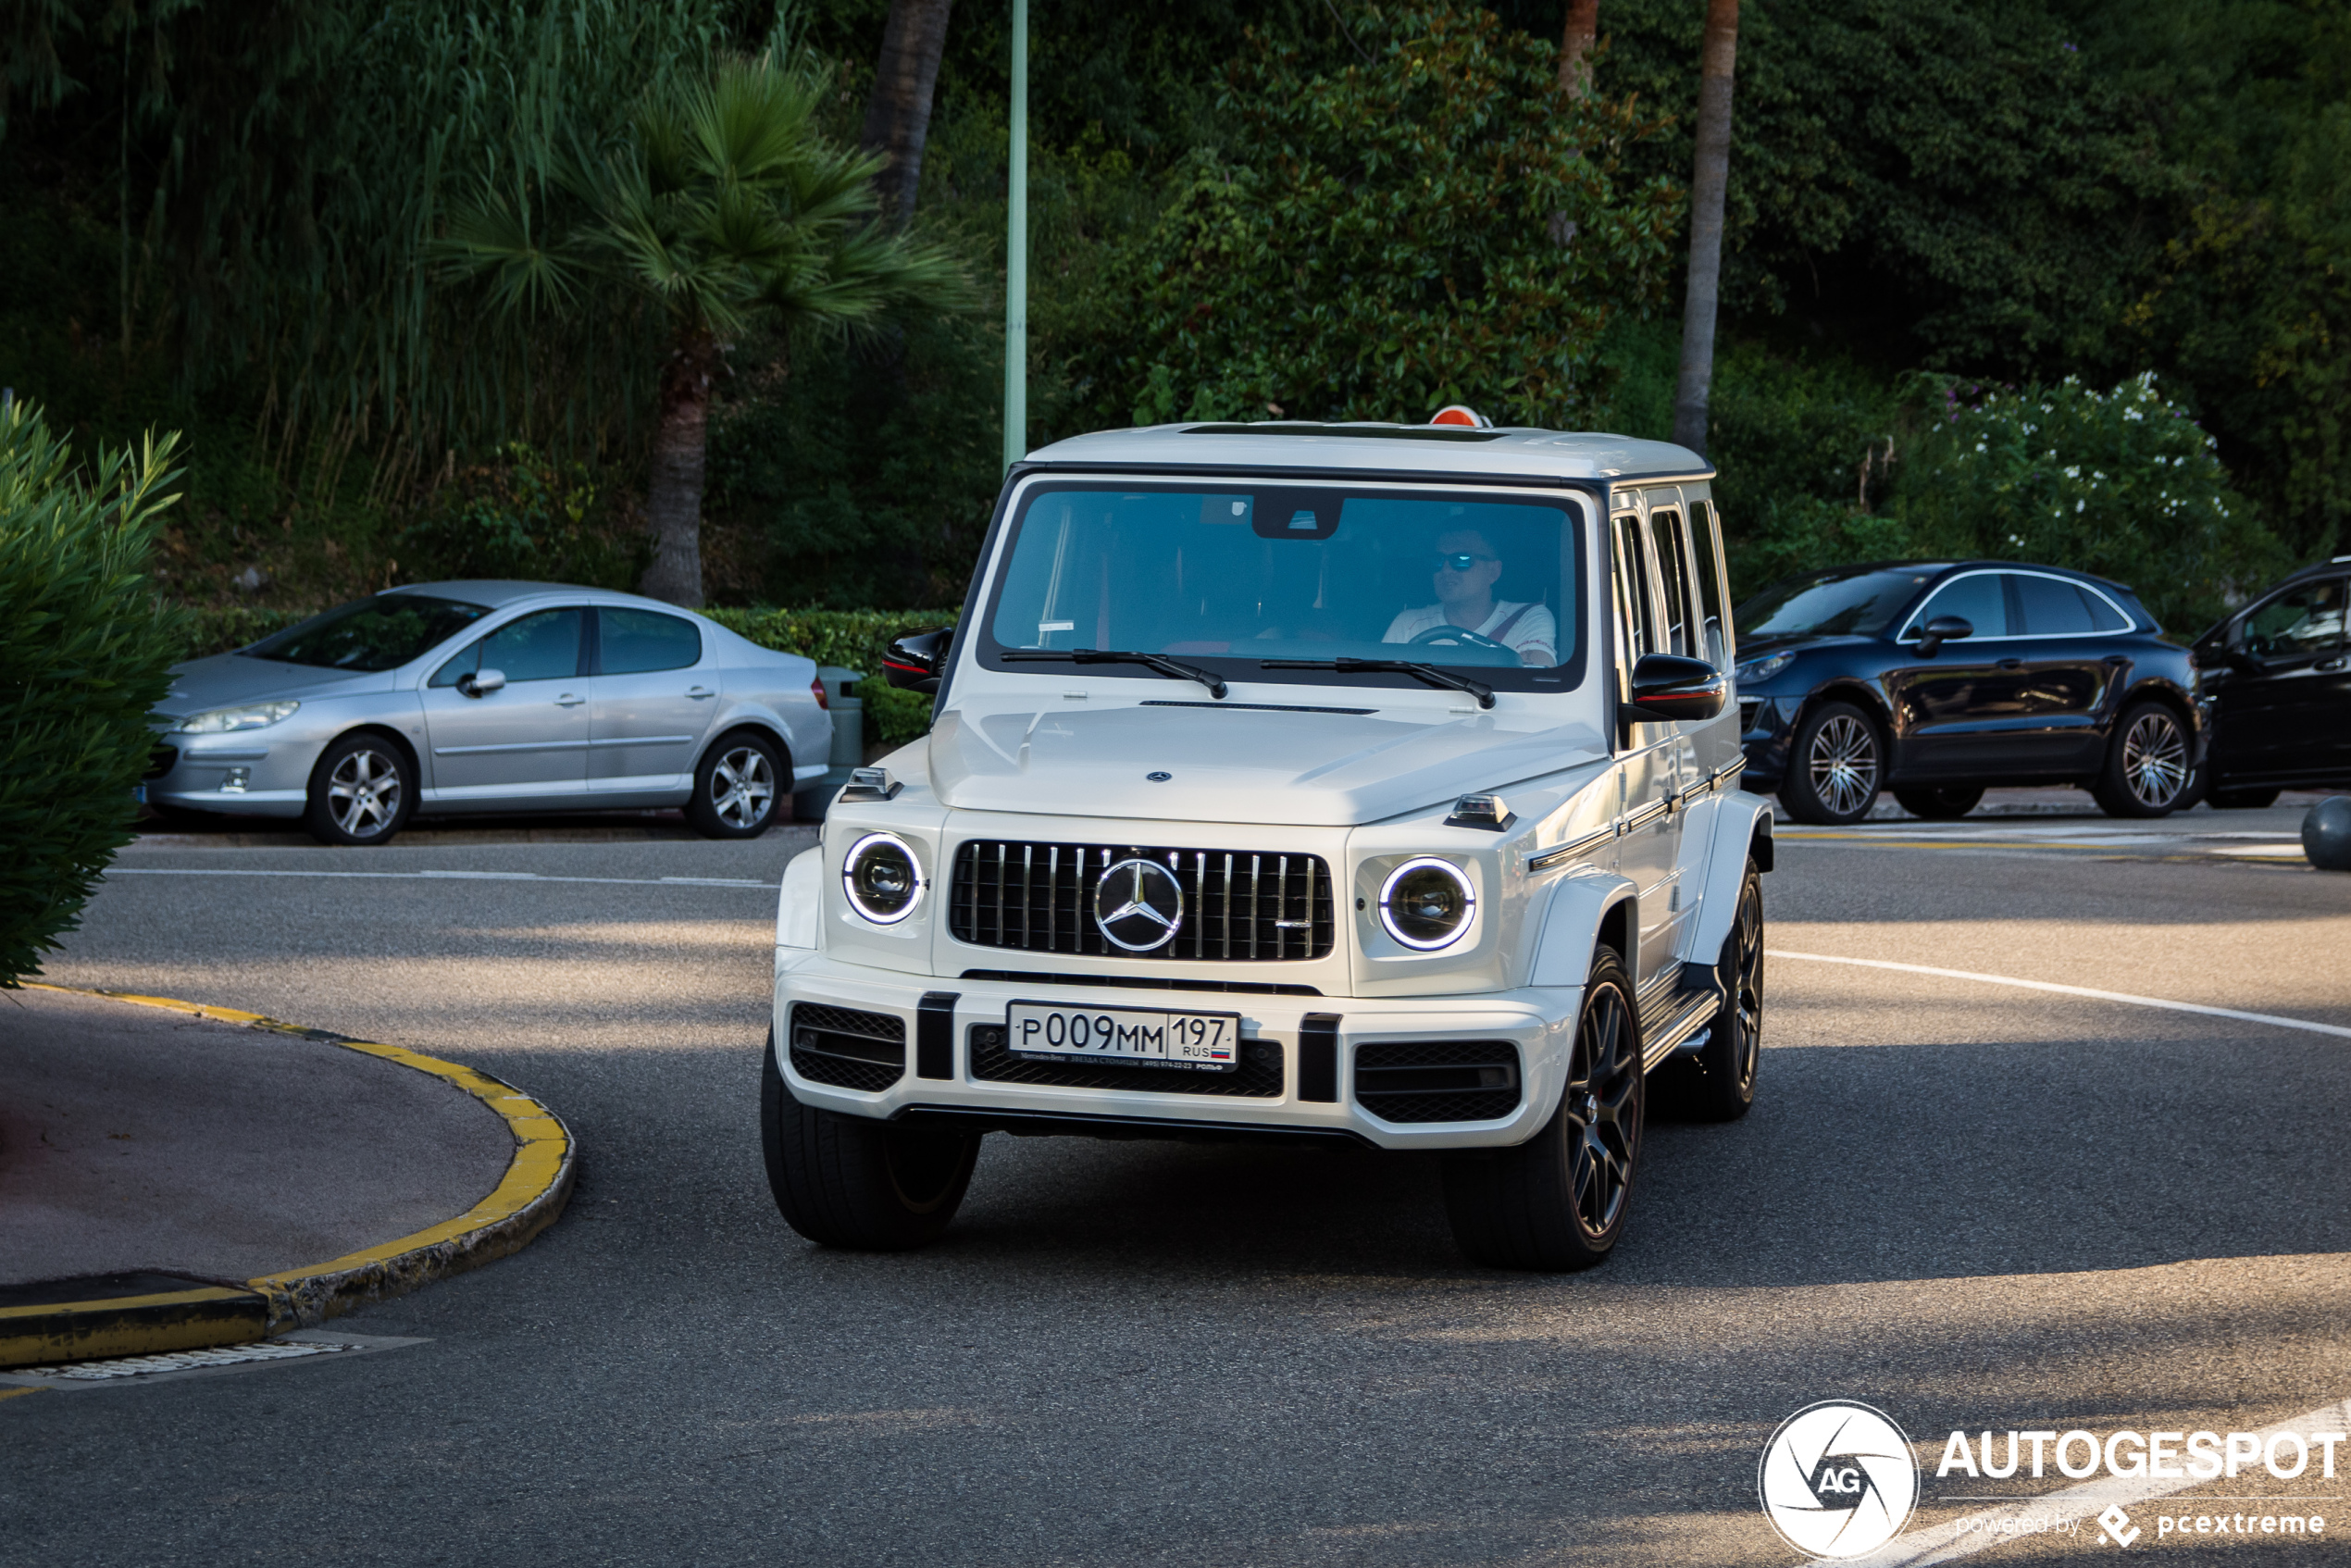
[0,404,182,986]
[1111,5,1682,428]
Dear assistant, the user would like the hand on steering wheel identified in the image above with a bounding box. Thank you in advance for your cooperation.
[1406,624,1514,654]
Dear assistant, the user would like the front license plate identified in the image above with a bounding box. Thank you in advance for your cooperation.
[1005,1001,1242,1073]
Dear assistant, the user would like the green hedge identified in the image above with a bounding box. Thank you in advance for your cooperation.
[1,404,184,986]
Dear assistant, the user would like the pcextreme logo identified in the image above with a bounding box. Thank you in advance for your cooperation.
[1760,1400,1922,1560]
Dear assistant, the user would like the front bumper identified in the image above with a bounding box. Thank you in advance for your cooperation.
[773,950,1580,1151]
[143,735,315,817]
[1736,695,1799,791]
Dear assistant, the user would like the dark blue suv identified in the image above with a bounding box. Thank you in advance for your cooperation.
[1732,560,2199,825]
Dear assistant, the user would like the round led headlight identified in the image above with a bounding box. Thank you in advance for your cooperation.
[1377,857,1476,951]
[842,832,924,924]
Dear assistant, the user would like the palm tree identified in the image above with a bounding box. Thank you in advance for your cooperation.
[439,55,968,606]
[1672,0,1739,457]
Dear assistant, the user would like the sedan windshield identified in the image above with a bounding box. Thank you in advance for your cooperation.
[980,482,1587,695]
[1737,566,1941,639]
[244,593,489,671]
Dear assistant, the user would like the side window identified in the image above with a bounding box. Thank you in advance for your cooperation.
[1610,513,1657,663]
[2012,573,2097,636]
[429,607,585,687]
[2239,579,2347,659]
[1909,574,2009,641]
[1688,500,1734,666]
[598,607,702,674]
[2079,587,2130,632]
[1644,507,1695,658]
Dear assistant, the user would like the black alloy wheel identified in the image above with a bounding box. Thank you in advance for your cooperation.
[2092,702,2192,818]
[1781,700,1884,826]
[1892,786,1984,821]
[2208,786,2282,810]
[688,729,785,839]
[761,1035,979,1250]
[304,732,415,847]
[1658,861,1763,1122]
[1443,947,1644,1271]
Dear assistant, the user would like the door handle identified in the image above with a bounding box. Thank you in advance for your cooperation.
[2103,654,2130,667]
[686,685,715,699]
[1996,658,2023,671]
[555,693,586,707]
[2320,657,2348,673]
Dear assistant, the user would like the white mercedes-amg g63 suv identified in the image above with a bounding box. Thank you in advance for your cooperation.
[763,418,1772,1270]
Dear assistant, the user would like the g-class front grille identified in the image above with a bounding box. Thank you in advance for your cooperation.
[1353,1040,1522,1124]
[950,840,1335,963]
[967,1025,1285,1097]
[789,1003,906,1092]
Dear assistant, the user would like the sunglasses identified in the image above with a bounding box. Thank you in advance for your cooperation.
[1434,553,1498,572]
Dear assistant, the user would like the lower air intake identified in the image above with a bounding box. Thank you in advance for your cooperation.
[1353,1040,1522,1124]
[789,1003,906,1092]
[967,1025,1284,1098]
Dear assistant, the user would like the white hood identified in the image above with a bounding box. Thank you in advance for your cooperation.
[926,701,1607,827]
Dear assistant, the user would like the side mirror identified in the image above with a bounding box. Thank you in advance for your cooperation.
[1914,615,1973,656]
[883,627,952,694]
[1626,653,1727,723]
[458,668,506,698]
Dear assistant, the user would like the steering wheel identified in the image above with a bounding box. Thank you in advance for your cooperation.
[1407,625,1514,655]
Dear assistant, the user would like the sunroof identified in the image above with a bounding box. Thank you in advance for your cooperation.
[1180,422,1510,442]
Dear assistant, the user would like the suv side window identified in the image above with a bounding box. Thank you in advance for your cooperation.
[429,607,587,687]
[2239,579,2347,659]
[1907,573,2009,641]
[1688,501,1734,666]
[1611,512,1658,661]
[1645,506,1696,658]
[2012,573,2099,636]
[597,607,703,674]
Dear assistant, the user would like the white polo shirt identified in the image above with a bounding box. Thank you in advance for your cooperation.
[1382,601,1558,666]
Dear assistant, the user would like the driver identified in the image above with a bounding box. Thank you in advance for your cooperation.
[1382,529,1557,666]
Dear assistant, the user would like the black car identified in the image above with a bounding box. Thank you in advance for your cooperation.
[2190,557,2351,807]
[1732,560,2199,825]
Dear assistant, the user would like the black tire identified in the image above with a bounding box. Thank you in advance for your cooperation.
[1779,701,1884,826]
[2091,701,2192,817]
[2208,786,2281,810]
[1892,786,1983,821]
[303,731,415,847]
[688,729,786,839]
[1443,948,1644,1271]
[761,1033,978,1250]
[1656,861,1763,1122]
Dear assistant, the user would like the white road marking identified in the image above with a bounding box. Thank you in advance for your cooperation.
[1769,951,2351,1041]
[101,867,773,890]
[1834,1396,2351,1565]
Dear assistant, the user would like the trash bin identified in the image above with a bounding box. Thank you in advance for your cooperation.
[794,666,865,823]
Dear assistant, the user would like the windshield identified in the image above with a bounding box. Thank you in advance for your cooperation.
[244,593,490,671]
[1736,566,1940,640]
[979,482,1587,695]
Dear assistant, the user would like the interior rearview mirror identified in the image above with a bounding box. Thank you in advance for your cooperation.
[1915,615,1973,656]
[883,628,952,694]
[458,668,506,698]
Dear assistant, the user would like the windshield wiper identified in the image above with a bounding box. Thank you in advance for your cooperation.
[1001,648,1229,700]
[1259,657,1496,709]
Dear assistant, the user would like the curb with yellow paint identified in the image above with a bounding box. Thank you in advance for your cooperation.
[0,987,575,1371]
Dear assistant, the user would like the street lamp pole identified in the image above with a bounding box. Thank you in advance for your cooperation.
[1002,0,1027,473]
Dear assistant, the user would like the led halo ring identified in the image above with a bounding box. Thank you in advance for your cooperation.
[1377,856,1477,951]
[842,831,925,925]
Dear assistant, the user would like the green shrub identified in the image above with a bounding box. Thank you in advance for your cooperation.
[0,404,184,986]
[703,607,959,681]
[394,442,645,591]
[860,680,936,747]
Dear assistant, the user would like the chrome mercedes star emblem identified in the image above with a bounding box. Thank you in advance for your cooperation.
[1092,858,1185,952]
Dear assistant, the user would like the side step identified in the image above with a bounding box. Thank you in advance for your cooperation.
[1637,962,1725,1072]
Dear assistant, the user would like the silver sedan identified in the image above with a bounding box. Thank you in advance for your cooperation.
[144,581,833,845]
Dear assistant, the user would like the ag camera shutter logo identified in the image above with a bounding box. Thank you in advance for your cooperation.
[1760,1400,1921,1559]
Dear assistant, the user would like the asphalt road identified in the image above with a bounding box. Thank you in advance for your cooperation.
[6,800,2350,1565]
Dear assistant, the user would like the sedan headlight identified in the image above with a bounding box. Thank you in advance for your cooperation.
[174,700,301,734]
[1733,651,1795,686]
[1378,857,1476,951]
[842,832,924,924]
